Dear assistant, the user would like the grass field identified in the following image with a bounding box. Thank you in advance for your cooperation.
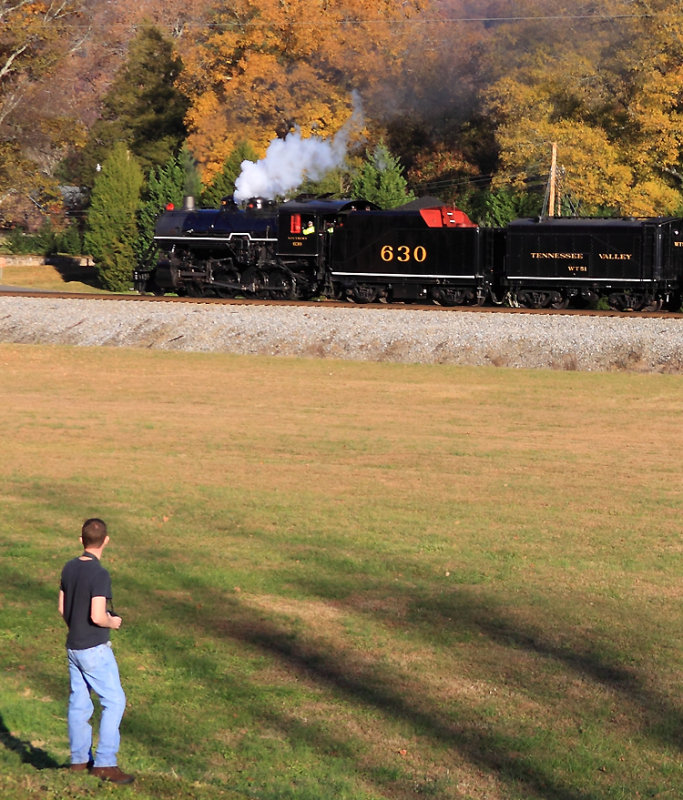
[0,343,680,800]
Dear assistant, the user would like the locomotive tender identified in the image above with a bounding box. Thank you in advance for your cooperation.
[133,195,683,312]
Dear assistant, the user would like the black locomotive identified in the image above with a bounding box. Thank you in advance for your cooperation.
[133,195,683,312]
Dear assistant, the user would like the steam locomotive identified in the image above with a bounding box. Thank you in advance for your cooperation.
[133,196,683,312]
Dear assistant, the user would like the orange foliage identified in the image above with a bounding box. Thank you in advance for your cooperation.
[177,0,431,179]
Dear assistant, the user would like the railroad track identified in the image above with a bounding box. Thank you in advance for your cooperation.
[1,287,682,320]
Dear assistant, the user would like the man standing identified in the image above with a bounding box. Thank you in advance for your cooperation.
[58,518,134,785]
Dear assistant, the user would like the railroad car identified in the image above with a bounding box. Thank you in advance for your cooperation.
[327,200,491,305]
[503,217,683,311]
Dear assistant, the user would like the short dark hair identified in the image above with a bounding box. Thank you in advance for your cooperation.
[81,518,108,548]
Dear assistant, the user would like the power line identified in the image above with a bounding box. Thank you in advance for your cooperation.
[194,13,652,29]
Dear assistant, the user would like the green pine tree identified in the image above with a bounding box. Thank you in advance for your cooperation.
[136,148,189,267]
[201,141,258,207]
[351,142,415,209]
[180,146,202,201]
[75,24,188,184]
[480,189,542,227]
[85,143,144,292]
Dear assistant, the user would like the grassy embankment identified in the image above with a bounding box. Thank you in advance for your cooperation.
[0,344,681,800]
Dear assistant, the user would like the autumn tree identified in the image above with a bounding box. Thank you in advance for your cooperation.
[85,142,143,291]
[177,0,429,181]
[0,1,87,226]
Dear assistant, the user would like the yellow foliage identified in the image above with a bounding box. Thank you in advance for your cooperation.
[624,181,682,217]
[484,1,683,213]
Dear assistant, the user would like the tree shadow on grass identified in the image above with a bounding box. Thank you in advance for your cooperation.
[291,572,683,754]
[0,713,61,770]
[152,568,681,800]
[136,590,601,800]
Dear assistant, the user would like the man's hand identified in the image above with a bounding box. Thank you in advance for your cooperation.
[91,596,123,628]
[107,613,123,630]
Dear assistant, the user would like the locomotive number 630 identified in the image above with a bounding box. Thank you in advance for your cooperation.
[380,245,427,263]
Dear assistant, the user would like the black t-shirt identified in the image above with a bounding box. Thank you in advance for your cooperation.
[60,554,112,650]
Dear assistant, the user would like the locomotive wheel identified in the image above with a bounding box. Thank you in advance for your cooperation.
[265,268,296,300]
[242,267,267,297]
[212,269,239,298]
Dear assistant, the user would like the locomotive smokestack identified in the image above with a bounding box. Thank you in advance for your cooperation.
[183,196,195,211]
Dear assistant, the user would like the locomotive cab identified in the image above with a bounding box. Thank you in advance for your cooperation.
[276,199,377,259]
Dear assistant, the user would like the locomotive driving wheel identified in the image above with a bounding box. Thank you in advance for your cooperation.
[265,268,296,300]
[241,267,267,297]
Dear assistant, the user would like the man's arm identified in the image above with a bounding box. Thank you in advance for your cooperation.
[91,596,122,629]
[58,589,66,624]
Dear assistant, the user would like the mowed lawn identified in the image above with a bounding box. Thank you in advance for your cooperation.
[0,343,680,800]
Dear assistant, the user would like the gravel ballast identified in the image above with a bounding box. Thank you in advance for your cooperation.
[1,296,683,373]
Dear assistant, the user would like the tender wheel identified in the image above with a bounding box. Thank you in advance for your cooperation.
[348,283,377,303]
[516,290,552,309]
[608,293,635,312]
[430,286,472,307]
[639,297,663,312]
[550,292,569,310]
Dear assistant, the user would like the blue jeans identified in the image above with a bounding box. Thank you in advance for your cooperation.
[66,642,126,767]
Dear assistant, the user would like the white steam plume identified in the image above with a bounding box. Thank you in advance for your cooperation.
[233,95,363,202]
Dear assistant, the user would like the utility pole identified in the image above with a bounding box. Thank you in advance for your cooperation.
[548,142,558,217]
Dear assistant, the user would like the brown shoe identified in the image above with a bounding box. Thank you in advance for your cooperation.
[69,762,91,772]
[91,765,135,784]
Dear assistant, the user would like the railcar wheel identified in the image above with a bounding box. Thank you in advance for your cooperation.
[550,295,569,310]
[430,287,471,306]
[608,293,634,312]
[640,297,663,312]
[515,290,548,308]
[348,284,377,303]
